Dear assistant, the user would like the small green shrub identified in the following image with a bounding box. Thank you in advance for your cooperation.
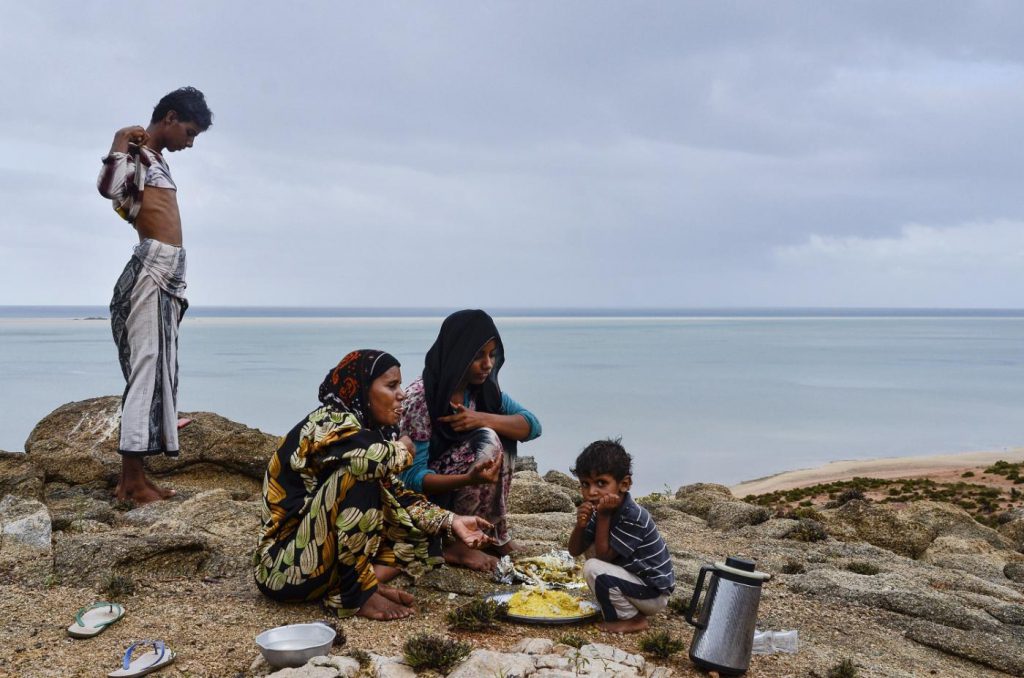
[638,630,685,659]
[446,598,506,631]
[836,488,865,505]
[961,471,975,478]
[100,573,136,598]
[827,657,858,677]
[403,634,471,674]
[556,631,588,648]
[666,595,690,616]
[845,561,879,576]
[788,518,828,542]
[781,559,806,574]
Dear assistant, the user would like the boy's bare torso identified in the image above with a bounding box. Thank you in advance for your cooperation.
[135,186,182,246]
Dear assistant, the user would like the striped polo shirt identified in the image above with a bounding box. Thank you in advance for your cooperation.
[583,492,675,593]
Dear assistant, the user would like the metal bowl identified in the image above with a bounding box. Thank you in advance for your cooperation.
[255,622,336,668]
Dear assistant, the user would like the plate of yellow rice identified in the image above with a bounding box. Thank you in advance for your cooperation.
[488,588,599,624]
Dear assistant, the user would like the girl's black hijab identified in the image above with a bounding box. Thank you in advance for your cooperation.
[422,309,515,461]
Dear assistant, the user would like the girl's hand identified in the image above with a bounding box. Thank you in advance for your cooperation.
[576,501,595,528]
[438,403,488,432]
[467,453,502,485]
[452,515,496,550]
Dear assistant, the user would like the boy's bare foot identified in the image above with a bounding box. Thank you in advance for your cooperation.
[144,477,177,499]
[378,585,416,607]
[356,591,413,621]
[444,541,498,572]
[598,613,649,633]
[113,479,167,505]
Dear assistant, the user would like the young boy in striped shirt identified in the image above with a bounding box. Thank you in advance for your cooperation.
[567,438,675,633]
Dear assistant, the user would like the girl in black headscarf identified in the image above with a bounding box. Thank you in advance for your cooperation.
[254,349,495,620]
[399,310,543,572]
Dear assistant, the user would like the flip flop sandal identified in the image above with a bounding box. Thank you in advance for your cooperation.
[108,640,176,677]
[67,602,125,638]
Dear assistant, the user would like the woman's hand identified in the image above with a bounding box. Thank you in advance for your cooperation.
[576,501,595,528]
[467,453,502,485]
[452,515,496,550]
[438,403,489,432]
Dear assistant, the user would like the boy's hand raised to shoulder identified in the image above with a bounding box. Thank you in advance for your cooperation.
[576,501,595,528]
[110,126,151,157]
[596,493,623,514]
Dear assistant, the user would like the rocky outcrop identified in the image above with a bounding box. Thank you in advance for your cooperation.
[673,482,734,518]
[819,499,933,558]
[508,477,575,514]
[0,495,52,584]
[0,451,43,500]
[705,500,770,531]
[24,396,277,495]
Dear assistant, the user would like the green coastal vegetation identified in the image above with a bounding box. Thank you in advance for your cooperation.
[743,459,1024,528]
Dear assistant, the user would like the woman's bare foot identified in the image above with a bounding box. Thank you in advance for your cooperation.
[356,591,413,621]
[373,564,402,584]
[598,613,649,633]
[444,541,498,573]
[495,539,522,557]
[378,585,415,607]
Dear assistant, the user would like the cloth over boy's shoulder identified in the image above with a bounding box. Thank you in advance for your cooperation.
[582,492,675,593]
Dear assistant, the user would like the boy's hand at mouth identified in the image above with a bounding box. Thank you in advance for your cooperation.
[575,501,595,528]
[596,493,623,514]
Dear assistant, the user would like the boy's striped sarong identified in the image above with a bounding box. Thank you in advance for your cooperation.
[109,238,188,457]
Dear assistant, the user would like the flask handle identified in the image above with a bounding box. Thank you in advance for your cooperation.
[685,564,714,628]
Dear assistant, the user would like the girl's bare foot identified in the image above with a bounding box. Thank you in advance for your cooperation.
[378,585,415,607]
[444,541,498,572]
[356,591,413,621]
[598,613,649,633]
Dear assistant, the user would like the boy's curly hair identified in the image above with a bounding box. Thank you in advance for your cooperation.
[571,437,632,481]
[152,86,214,130]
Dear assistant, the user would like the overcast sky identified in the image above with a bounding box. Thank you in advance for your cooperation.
[2,2,1023,308]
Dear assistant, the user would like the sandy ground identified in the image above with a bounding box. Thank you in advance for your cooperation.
[731,447,1024,496]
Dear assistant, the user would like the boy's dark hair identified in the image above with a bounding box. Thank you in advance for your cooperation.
[152,86,213,129]
[571,437,632,481]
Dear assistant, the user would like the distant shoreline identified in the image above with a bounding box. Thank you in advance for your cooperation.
[2,305,1024,320]
[731,448,1024,496]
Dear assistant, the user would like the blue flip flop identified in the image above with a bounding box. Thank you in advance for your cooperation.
[67,602,125,638]
[108,640,176,677]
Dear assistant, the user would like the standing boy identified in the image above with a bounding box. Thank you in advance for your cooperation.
[567,438,675,632]
[97,87,213,504]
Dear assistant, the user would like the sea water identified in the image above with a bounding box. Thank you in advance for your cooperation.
[2,308,1023,494]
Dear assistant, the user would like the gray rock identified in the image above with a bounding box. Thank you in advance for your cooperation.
[789,568,1000,632]
[737,518,801,539]
[266,665,338,678]
[369,654,417,678]
[951,590,1024,625]
[43,482,117,531]
[508,480,575,514]
[513,470,545,483]
[0,496,53,584]
[543,469,578,491]
[820,500,933,558]
[514,455,538,472]
[998,516,1024,551]
[903,501,1013,550]
[310,655,361,677]
[513,637,555,654]
[1004,561,1024,584]
[53,528,211,584]
[705,501,770,531]
[446,649,536,678]
[577,643,646,671]
[672,483,734,518]
[0,453,44,499]
[921,536,1022,582]
[906,620,1024,676]
[508,512,576,543]
[25,396,277,489]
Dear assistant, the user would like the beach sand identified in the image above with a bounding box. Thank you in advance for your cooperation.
[731,447,1024,496]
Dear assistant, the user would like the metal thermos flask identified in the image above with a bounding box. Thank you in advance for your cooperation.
[686,556,772,676]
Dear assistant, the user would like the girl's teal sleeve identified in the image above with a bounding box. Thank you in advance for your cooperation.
[500,392,542,440]
[398,440,432,493]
